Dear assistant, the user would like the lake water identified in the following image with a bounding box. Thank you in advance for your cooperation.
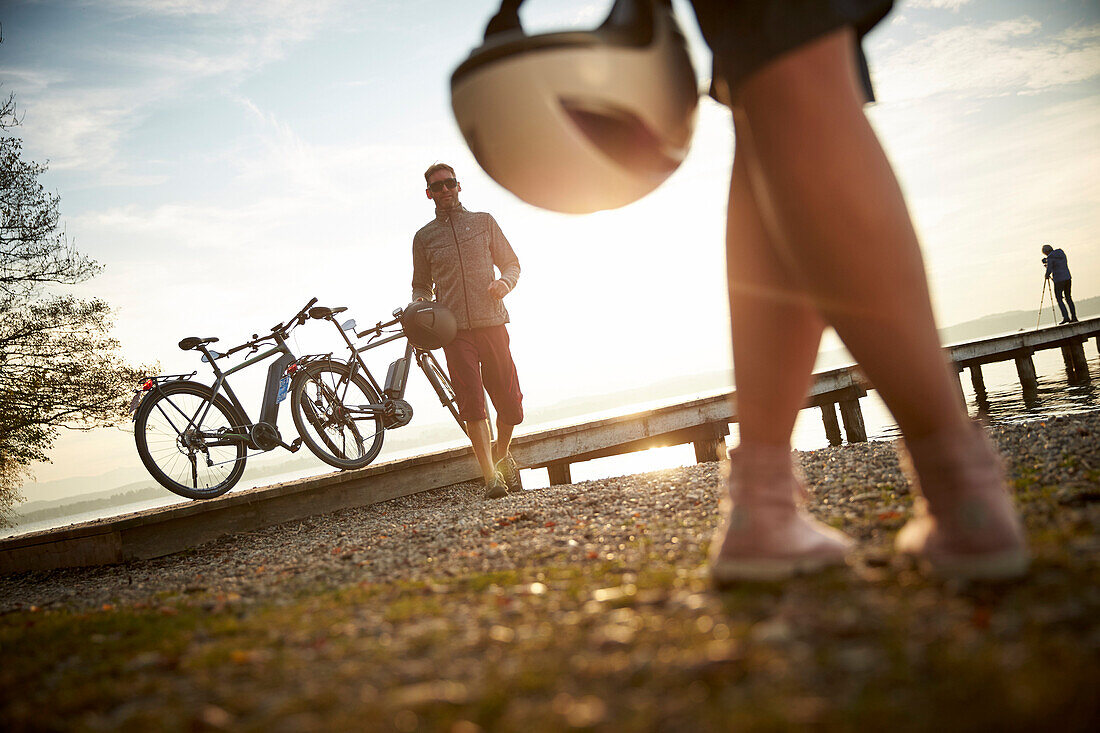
[541,348,1100,489]
[8,346,1098,538]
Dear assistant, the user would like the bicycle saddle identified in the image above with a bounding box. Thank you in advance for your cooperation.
[308,306,348,320]
[178,336,219,351]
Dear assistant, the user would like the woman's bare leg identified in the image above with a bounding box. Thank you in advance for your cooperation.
[724,27,1026,578]
[727,115,826,449]
[709,114,852,584]
[735,28,966,442]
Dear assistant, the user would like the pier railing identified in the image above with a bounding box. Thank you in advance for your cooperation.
[1,318,1096,574]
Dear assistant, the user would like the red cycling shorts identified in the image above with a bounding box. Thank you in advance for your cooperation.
[442,324,524,425]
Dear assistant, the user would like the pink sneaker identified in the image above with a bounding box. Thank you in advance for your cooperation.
[709,444,852,584]
[895,423,1029,580]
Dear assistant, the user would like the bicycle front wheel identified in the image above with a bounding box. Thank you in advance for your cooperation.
[134,381,248,499]
[419,350,465,434]
[290,360,384,469]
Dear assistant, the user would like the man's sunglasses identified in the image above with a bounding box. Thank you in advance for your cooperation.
[428,178,459,193]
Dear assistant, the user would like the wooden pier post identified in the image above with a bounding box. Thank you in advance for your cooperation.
[1015,350,1039,404]
[692,423,729,464]
[969,364,987,401]
[547,461,572,486]
[1061,344,1081,385]
[838,398,867,443]
[820,403,842,446]
[953,367,967,409]
[1068,340,1091,383]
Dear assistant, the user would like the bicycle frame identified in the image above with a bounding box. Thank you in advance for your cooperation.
[310,308,463,430]
[198,332,297,432]
[137,316,306,454]
[133,298,321,499]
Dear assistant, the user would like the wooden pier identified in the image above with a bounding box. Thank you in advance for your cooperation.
[2,318,1096,574]
[947,318,1098,404]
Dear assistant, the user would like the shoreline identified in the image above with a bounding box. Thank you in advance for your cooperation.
[2,410,1097,612]
[12,342,1100,534]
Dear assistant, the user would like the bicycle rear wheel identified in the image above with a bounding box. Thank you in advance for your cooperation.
[419,350,466,434]
[290,360,384,469]
[134,381,248,499]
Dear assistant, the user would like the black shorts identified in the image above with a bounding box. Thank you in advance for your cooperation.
[442,325,524,425]
[688,0,894,104]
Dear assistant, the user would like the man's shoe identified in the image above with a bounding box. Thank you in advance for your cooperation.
[483,472,508,500]
[1059,318,1071,325]
[709,445,852,585]
[496,453,522,493]
[895,423,1029,580]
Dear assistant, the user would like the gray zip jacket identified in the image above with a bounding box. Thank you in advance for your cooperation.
[411,205,521,330]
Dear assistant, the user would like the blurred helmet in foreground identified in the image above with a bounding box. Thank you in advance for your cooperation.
[402,301,458,350]
[451,0,699,214]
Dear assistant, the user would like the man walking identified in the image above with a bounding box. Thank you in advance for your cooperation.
[412,163,524,499]
[1043,244,1077,324]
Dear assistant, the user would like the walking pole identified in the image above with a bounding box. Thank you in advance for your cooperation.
[1036,277,1049,330]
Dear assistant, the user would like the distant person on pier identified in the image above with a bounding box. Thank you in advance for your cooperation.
[1042,244,1077,324]
[412,162,524,500]
[451,0,1028,581]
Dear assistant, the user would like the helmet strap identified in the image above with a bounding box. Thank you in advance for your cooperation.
[485,0,524,39]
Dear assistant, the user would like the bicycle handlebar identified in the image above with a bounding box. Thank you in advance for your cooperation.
[275,296,318,333]
[356,309,404,340]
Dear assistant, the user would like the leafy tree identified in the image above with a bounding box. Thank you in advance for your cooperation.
[0,91,148,525]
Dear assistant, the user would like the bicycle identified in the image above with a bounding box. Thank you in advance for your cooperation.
[130,298,320,499]
[287,303,464,470]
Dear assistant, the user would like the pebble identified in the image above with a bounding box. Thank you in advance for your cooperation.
[1,411,1097,612]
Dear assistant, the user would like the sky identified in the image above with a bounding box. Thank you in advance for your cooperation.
[2,0,1098,498]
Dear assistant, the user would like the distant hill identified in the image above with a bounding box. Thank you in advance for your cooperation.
[13,484,170,526]
[938,296,1099,345]
[813,296,1100,370]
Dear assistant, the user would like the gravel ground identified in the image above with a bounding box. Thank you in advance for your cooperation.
[2,411,1097,612]
[1,412,1098,732]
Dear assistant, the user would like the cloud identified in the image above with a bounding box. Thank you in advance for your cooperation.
[12,0,346,173]
[0,67,67,95]
[17,88,129,170]
[519,1,607,32]
[99,0,339,21]
[873,17,1100,103]
[1058,23,1100,45]
[94,0,342,76]
[906,0,972,10]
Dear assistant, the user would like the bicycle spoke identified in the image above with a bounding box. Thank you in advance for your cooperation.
[136,384,246,498]
[290,361,383,470]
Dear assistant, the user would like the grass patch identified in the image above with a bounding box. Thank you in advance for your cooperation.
[4,546,1098,732]
[3,462,1098,732]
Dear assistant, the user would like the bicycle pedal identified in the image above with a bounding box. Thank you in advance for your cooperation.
[281,438,303,453]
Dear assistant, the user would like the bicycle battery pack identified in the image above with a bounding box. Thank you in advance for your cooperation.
[384,357,409,398]
[259,352,297,425]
